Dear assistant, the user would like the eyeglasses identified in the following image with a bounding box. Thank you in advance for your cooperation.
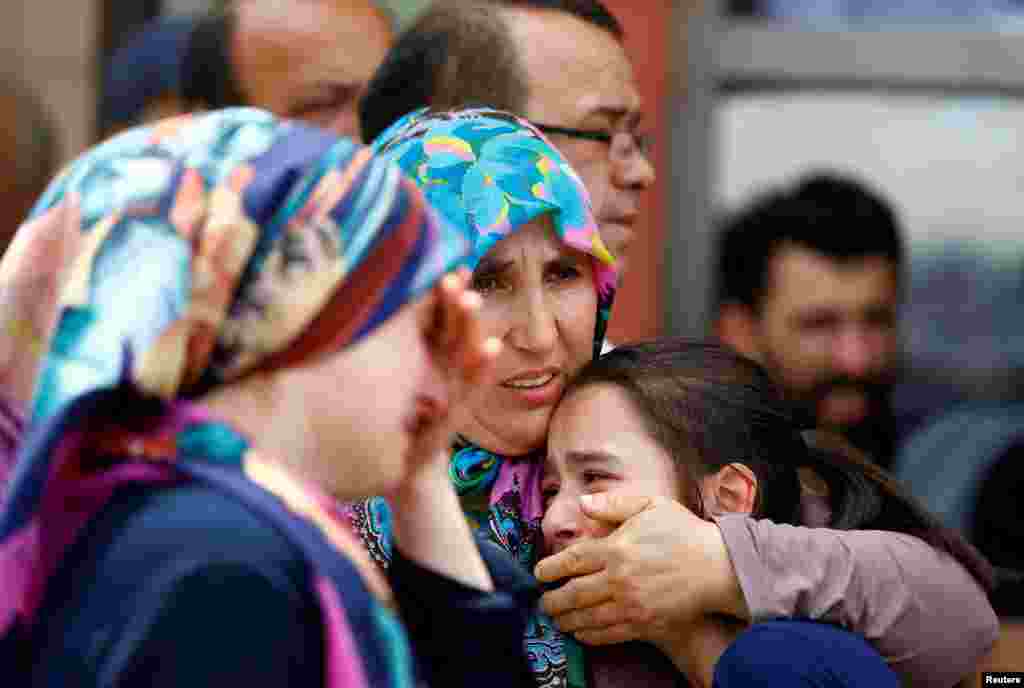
[534,123,653,160]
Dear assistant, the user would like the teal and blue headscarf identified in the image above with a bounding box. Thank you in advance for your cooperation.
[0,108,472,688]
[345,107,620,688]
[28,109,469,421]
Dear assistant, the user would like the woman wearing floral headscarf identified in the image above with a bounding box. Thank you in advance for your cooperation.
[343,107,616,687]
[347,107,996,688]
[0,109,535,687]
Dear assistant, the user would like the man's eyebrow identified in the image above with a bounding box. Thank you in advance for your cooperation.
[582,106,627,121]
[581,106,642,128]
[790,307,840,325]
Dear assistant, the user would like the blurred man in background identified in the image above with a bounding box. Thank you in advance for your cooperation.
[231,0,394,137]
[714,172,905,467]
[102,0,395,140]
[100,15,200,138]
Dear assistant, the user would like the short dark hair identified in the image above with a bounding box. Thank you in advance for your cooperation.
[358,0,623,143]
[714,172,905,312]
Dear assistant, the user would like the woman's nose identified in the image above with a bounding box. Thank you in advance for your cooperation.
[508,289,557,355]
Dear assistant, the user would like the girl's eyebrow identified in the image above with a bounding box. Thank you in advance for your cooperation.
[565,450,625,471]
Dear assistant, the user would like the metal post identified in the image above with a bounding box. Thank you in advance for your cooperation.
[664,0,722,338]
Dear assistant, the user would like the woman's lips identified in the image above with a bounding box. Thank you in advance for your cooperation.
[500,369,563,407]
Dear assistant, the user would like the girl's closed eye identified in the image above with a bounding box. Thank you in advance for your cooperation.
[541,481,560,508]
[581,469,618,490]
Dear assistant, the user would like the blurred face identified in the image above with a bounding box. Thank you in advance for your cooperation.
[286,296,445,498]
[232,0,393,139]
[453,216,597,456]
[754,245,900,430]
[542,384,680,555]
[504,8,655,271]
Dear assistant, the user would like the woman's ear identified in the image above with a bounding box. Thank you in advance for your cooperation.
[701,463,758,516]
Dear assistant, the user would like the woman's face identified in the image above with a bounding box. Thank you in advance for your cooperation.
[283,296,445,499]
[541,383,681,555]
[452,215,597,456]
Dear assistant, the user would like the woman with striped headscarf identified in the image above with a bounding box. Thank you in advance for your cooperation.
[0,109,534,687]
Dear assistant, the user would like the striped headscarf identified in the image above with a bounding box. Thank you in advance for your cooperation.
[345,107,619,688]
[0,108,471,688]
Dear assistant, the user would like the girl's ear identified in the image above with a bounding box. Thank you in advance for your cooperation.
[701,463,758,516]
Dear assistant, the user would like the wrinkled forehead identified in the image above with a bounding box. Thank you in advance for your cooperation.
[470,213,557,259]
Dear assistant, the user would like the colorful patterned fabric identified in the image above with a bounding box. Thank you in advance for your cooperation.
[0,196,85,481]
[0,108,471,688]
[345,108,619,688]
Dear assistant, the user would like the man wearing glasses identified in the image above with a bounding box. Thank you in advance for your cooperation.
[358,0,655,272]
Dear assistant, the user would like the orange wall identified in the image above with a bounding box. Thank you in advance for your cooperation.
[602,1,670,343]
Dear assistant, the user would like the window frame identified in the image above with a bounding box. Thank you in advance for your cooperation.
[664,6,1024,339]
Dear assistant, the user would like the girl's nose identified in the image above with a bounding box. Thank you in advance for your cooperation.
[542,494,586,554]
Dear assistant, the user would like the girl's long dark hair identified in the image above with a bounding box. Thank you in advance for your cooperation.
[566,338,995,593]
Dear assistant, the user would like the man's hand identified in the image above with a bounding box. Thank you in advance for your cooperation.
[533,493,749,647]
